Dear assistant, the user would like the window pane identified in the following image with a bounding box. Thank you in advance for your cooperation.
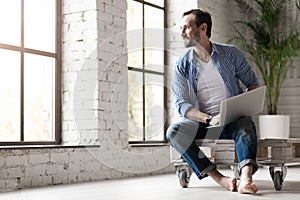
[24,53,54,141]
[0,50,21,141]
[24,0,55,52]
[128,51,143,69]
[145,0,164,7]
[144,5,164,72]
[145,74,165,141]
[127,0,143,69]
[145,50,164,73]
[128,71,144,141]
[0,0,21,46]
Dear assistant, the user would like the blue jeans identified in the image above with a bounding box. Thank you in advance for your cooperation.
[167,117,258,179]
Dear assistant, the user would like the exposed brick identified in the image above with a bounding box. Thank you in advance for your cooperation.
[5,155,27,167]
[0,179,19,191]
[29,153,50,165]
[50,153,69,164]
[0,167,23,179]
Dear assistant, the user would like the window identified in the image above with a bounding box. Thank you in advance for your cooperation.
[0,0,61,145]
[127,0,166,143]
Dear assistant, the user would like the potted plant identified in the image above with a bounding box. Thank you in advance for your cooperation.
[230,0,300,138]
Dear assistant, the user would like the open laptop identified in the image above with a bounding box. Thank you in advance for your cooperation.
[208,86,266,128]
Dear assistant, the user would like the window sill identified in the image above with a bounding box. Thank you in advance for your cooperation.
[129,142,169,148]
[0,144,100,150]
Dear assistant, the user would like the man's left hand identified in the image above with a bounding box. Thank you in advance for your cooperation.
[210,114,220,126]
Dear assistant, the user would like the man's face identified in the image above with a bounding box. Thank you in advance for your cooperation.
[180,14,201,48]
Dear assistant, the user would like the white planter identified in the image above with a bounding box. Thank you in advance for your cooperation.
[258,115,290,139]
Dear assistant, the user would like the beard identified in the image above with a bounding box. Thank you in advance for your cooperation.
[182,36,198,48]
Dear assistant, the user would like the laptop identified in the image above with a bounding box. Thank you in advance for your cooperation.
[208,86,266,128]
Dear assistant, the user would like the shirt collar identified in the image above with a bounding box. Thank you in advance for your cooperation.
[211,43,220,54]
[188,42,219,62]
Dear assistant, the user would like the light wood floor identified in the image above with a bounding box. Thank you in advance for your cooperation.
[1,167,300,200]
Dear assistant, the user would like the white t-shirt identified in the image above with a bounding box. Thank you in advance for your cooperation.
[196,58,230,115]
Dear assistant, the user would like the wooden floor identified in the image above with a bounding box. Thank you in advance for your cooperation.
[1,167,300,200]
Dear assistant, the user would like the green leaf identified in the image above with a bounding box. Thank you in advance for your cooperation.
[230,0,300,114]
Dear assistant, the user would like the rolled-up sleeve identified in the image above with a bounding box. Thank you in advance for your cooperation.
[172,60,197,117]
[233,47,260,88]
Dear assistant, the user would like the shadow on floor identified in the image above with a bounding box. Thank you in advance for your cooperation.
[256,180,300,192]
[186,179,300,194]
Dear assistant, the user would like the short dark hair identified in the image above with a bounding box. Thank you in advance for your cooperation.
[183,9,212,38]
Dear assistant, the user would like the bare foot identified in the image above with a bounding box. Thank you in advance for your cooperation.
[238,182,258,194]
[219,177,237,192]
[207,169,237,192]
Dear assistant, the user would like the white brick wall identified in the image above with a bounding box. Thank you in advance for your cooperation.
[0,146,173,191]
[62,0,99,145]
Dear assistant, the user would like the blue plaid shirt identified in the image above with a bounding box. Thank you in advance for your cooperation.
[172,43,259,117]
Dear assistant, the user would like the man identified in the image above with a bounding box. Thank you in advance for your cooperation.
[167,9,260,194]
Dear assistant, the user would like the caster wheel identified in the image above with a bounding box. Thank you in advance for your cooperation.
[178,169,190,188]
[269,166,275,180]
[274,171,283,191]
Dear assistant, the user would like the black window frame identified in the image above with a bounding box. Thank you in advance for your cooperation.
[0,0,61,146]
[127,0,167,144]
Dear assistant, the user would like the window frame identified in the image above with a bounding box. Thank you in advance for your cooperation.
[127,0,167,144]
[0,0,61,145]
